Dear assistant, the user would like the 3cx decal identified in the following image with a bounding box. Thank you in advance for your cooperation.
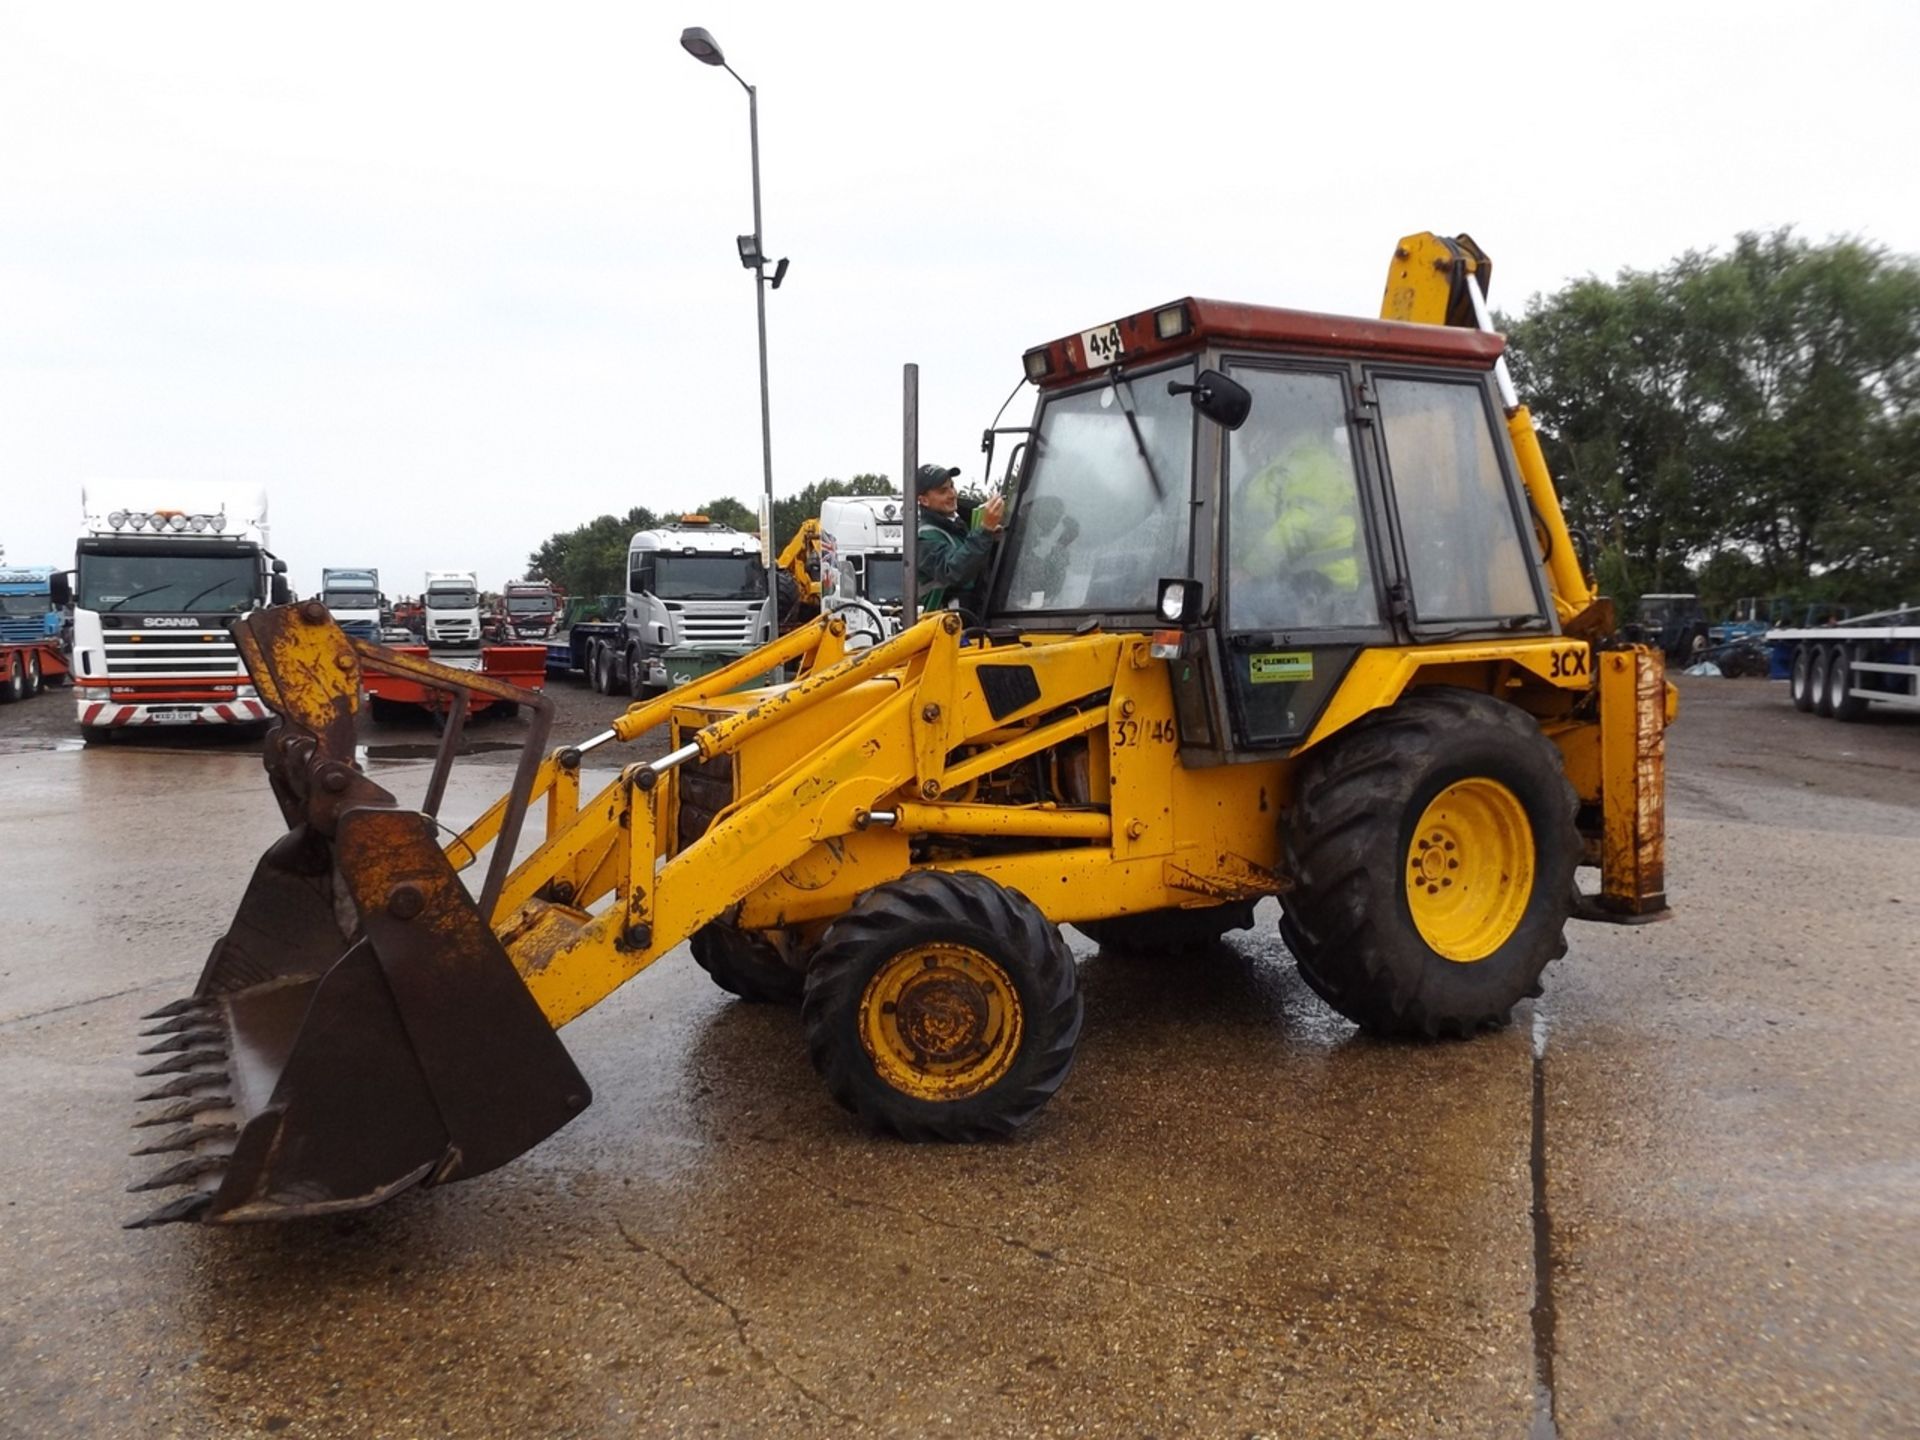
[1548,647,1590,679]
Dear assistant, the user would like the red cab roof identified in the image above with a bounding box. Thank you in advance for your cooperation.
[1025,298,1505,389]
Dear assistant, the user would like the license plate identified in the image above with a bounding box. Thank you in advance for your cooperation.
[878,525,901,543]
[146,708,201,724]
[1080,323,1123,368]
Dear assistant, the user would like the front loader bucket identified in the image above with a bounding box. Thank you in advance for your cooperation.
[127,605,589,1227]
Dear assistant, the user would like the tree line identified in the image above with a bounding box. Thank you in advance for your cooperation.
[529,230,1920,619]
[1501,229,1920,616]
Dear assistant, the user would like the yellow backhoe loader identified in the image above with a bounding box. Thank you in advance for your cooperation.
[128,234,1671,1227]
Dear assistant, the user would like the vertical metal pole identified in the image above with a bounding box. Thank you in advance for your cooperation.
[902,363,920,628]
[745,81,776,565]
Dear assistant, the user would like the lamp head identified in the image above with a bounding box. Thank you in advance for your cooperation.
[679,27,725,66]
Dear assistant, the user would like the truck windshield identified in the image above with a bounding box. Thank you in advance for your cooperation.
[652,554,767,601]
[77,550,260,613]
[426,589,478,609]
[324,589,378,611]
[993,362,1196,616]
[0,593,51,617]
[863,556,904,605]
[506,595,551,613]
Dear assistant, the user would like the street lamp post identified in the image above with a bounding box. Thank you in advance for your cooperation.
[681,26,788,564]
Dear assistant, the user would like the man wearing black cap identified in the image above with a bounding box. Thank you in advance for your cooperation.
[915,462,1005,615]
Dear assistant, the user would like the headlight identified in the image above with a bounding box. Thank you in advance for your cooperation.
[108,510,129,529]
[166,514,190,532]
[188,516,209,532]
[210,514,227,532]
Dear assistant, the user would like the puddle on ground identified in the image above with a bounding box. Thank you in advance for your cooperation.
[360,741,525,762]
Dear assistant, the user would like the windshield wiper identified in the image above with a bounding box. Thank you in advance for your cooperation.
[178,581,246,612]
[1108,374,1165,500]
[104,585,174,613]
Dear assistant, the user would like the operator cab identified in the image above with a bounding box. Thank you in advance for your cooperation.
[983,299,1554,758]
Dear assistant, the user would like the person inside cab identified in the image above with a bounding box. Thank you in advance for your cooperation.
[915,463,1005,616]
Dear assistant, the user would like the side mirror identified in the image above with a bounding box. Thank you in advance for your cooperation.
[272,558,288,574]
[1169,369,1252,431]
[50,572,72,608]
[271,576,292,605]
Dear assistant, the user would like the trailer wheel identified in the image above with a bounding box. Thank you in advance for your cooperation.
[1811,645,1837,718]
[689,922,806,1004]
[22,651,41,698]
[1279,688,1578,1038]
[1789,644,1816,711]
[1075,902,1257,955]
[589,641,612,695]
[1,653,22,703]
[1829,645,1868,722]
[804,871,1082,1140]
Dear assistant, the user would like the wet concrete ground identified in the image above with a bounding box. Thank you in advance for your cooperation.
[1,675,1916,1437]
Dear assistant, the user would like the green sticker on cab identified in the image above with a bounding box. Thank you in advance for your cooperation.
[1249,651,1313,684]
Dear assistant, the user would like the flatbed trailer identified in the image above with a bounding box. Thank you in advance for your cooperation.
[0,638,70,703]
[364,643,546,722]
[1769,606,1920,720]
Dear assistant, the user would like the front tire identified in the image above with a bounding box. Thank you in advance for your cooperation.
[803,871,1082,1140]
[689,922,806,1004]
[1279,688,1578,1038]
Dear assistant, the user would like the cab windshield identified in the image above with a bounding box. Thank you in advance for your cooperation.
[0,593,52,617]
[651,554,767,601]
[324,589,378,611]
[426,589,477,609]
[506,595,551,613]
[993,361,1195,615]
[77,548,261,613]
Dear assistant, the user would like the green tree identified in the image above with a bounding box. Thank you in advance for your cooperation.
[1501,230,1920,613]
[525,506,658,599]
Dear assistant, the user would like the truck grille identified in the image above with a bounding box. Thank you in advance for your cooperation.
[101,630,246,678]
[0,617,47,644]
[666,606,758,646]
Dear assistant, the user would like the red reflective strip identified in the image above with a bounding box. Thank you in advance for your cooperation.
[115,707,137,725]
[82,703,103,724]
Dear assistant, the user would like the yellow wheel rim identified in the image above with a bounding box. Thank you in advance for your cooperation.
[858,944,1023,1102]
[1406,778,1535,963]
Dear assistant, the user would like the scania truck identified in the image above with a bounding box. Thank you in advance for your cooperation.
[319,567,382,642]
[52,485,288,740]
[423,569,481,647]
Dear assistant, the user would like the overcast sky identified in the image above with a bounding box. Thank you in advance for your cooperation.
[4,0,1916,597]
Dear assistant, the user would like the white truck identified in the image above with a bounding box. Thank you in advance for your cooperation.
[816,493,906,643]
[580,517,775,695]
[319,566,382,642]
[423,569,481,648]
[52,484,288,741]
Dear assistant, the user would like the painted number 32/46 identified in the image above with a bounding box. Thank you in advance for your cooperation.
[1114,717,1176,748]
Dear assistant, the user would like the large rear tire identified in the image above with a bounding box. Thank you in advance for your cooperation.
[689,922,807,1004]
[803,871,1082,1140]
[1279,688,1578,1038]
[1075,902,1257,955]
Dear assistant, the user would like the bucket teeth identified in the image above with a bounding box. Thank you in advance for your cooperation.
[138,1028,226,1055]
[125,1192,215,1229]
[133,1096,233,1128]
[140,1012,217,1038]
[139,997,211,1022]
[131,1123,237,1157]
[136,1047,228,1077]
[128,1153,230,1193]
[137,1071,229,1101]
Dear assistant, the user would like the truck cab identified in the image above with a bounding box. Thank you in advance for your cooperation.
[423,570,481,648]
[64,485,286,736]
[818,495,907,636]
[623,518,774,692]
[501,579,560,641]
[320,567,382,642]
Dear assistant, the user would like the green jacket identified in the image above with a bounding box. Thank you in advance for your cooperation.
[917,510,999,613]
